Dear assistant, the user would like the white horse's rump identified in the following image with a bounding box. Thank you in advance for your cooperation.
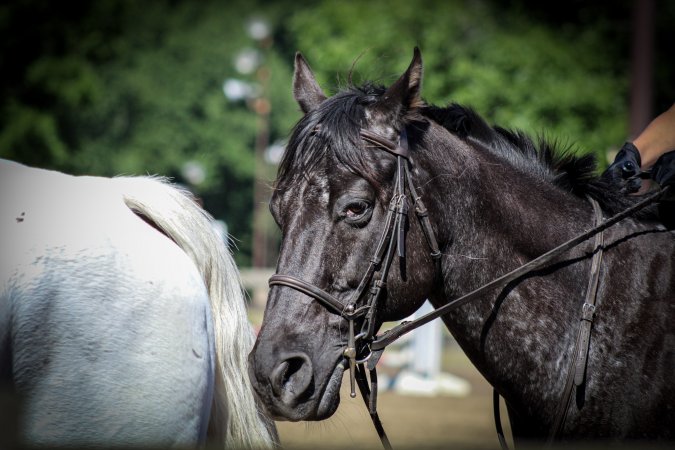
[0,160,276,448]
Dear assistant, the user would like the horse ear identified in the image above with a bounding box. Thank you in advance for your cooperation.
[293,52,327,114]
[376,47,423,118]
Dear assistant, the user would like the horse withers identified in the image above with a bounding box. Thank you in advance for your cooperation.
[0,159,277,448]
[248,49,674,446]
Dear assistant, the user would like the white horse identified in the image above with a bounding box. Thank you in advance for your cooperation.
[0,159,277,448]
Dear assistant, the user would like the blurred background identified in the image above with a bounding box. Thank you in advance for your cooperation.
[2,0,673,269]
[1,0,673,447]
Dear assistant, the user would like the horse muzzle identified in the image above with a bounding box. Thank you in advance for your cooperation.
[248,345,346,421]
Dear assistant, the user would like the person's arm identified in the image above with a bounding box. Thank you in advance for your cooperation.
[634,103,675,168]
[604,103,675,193]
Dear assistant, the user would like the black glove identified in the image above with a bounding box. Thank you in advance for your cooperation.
[651,150,675,188]
[604,142,643,193]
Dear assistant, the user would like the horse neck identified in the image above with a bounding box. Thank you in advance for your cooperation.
[419,131,594,264]
[417,131,596,414]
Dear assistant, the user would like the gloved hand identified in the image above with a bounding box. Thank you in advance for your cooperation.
[651,150,675,188]
[604,142,643,193]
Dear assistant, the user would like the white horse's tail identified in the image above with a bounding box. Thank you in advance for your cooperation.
[115,176,277,449]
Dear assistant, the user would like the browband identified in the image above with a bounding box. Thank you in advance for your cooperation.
[360,129,410,159]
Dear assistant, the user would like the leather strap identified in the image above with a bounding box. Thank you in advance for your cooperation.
[269,275,366,318]
[574,199,605,387]
[494,389,510,450]
[361,129,410,159]
[371,188,665,352]
[547,197,604,443]
[493,197,604,450]
[355,364,392,450]
[405,165,442,260]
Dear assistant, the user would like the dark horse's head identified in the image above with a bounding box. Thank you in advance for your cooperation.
[248,49,441,421]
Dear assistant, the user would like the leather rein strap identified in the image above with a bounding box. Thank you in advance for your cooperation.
[369,187,666,352]
[268,126,669,450]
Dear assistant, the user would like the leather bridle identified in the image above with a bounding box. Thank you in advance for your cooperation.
[270,127,441,401]
[268,126,669,450]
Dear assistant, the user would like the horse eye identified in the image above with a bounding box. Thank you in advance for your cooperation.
[343,201,371,223]
[346,203,366,217]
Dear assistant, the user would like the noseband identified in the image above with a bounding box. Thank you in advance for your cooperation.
[270,127,441,404]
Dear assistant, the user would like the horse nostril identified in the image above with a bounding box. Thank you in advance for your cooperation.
[270,353,313,407]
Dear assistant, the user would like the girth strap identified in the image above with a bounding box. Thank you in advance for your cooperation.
[493,197,605,450]
[575,199,605,387]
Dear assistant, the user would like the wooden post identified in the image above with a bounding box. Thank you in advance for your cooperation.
[629,0,654,138]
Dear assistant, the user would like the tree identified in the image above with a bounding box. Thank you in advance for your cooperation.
[0,0,299,265]
[2,0,672,266]
[285,0,628,161]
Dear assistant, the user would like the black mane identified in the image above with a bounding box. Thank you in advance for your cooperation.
[278,83,656,218]
[423,103,657,218]
[277,84,388,192]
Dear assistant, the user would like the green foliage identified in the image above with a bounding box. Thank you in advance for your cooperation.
[287,0,627,160]
[0,0,299,265]
[2,0,669,265]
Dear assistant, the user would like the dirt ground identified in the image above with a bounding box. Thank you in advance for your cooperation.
[275,346,513,450]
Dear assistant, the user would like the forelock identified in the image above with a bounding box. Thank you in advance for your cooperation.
[276,84,389,192]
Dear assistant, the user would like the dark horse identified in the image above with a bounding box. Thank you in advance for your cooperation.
[249,49,674,445]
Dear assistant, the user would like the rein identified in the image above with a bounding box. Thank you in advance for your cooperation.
[370,187,665,352]
[269,127,669,449]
